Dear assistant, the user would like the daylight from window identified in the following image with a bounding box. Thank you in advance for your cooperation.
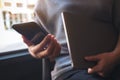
[0,0,37,53]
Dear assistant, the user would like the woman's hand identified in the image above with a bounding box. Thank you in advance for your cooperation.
[22,34,61,61]
[85,51,120,77]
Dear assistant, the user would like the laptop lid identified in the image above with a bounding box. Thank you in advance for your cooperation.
[61,12,118,69]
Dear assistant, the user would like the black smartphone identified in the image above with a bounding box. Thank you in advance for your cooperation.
[12,22,48,45]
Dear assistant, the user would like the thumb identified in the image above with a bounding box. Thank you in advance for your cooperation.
[88,65,100,74]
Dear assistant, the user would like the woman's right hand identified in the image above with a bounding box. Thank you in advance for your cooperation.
[22,34,61,61]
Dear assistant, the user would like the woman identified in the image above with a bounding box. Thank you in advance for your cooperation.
[23,0,120,80]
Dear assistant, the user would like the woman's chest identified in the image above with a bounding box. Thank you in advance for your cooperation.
[48,0,114,20]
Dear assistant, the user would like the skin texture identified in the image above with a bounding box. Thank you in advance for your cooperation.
[22,34,120,78]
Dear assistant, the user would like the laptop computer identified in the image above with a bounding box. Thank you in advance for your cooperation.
[61,12,118,69]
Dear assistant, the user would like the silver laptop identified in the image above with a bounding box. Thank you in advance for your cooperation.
[61,12,118,69]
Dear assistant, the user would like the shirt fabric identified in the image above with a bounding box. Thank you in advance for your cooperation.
[34,0,120,80]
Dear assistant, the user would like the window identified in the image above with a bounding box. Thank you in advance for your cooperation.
[27,4,34,9]
[4,2,11,7]
[16,3,23,7]
[0,0,37,53]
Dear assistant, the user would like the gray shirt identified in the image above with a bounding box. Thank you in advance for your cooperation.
[34,0,120,80]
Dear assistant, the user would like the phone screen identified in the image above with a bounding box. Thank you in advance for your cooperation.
[12,22,48,45]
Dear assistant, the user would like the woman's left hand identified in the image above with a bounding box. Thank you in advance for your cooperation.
[85,52,119,77]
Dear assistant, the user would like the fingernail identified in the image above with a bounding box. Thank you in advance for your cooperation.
[54,37,57,41]
[47,34,51,37]
[51,35,54,38]
[88,68,92,73]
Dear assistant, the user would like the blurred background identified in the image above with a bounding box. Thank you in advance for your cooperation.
[0,0,37,52]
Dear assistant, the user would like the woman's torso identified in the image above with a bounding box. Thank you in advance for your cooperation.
[34,0,115,79]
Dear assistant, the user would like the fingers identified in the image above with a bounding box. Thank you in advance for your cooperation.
[88,65,100,74]
[36,35,55,58]
[45,35,56,55]
[87,57,106,77]
[86,53,117,78]
[48,38,61,61]
[29,34,52,58]
[29,34,61,60]
[30,34,51,54]
[86,55,105,77]
[85,55,100,62]
[88,66,105,77]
